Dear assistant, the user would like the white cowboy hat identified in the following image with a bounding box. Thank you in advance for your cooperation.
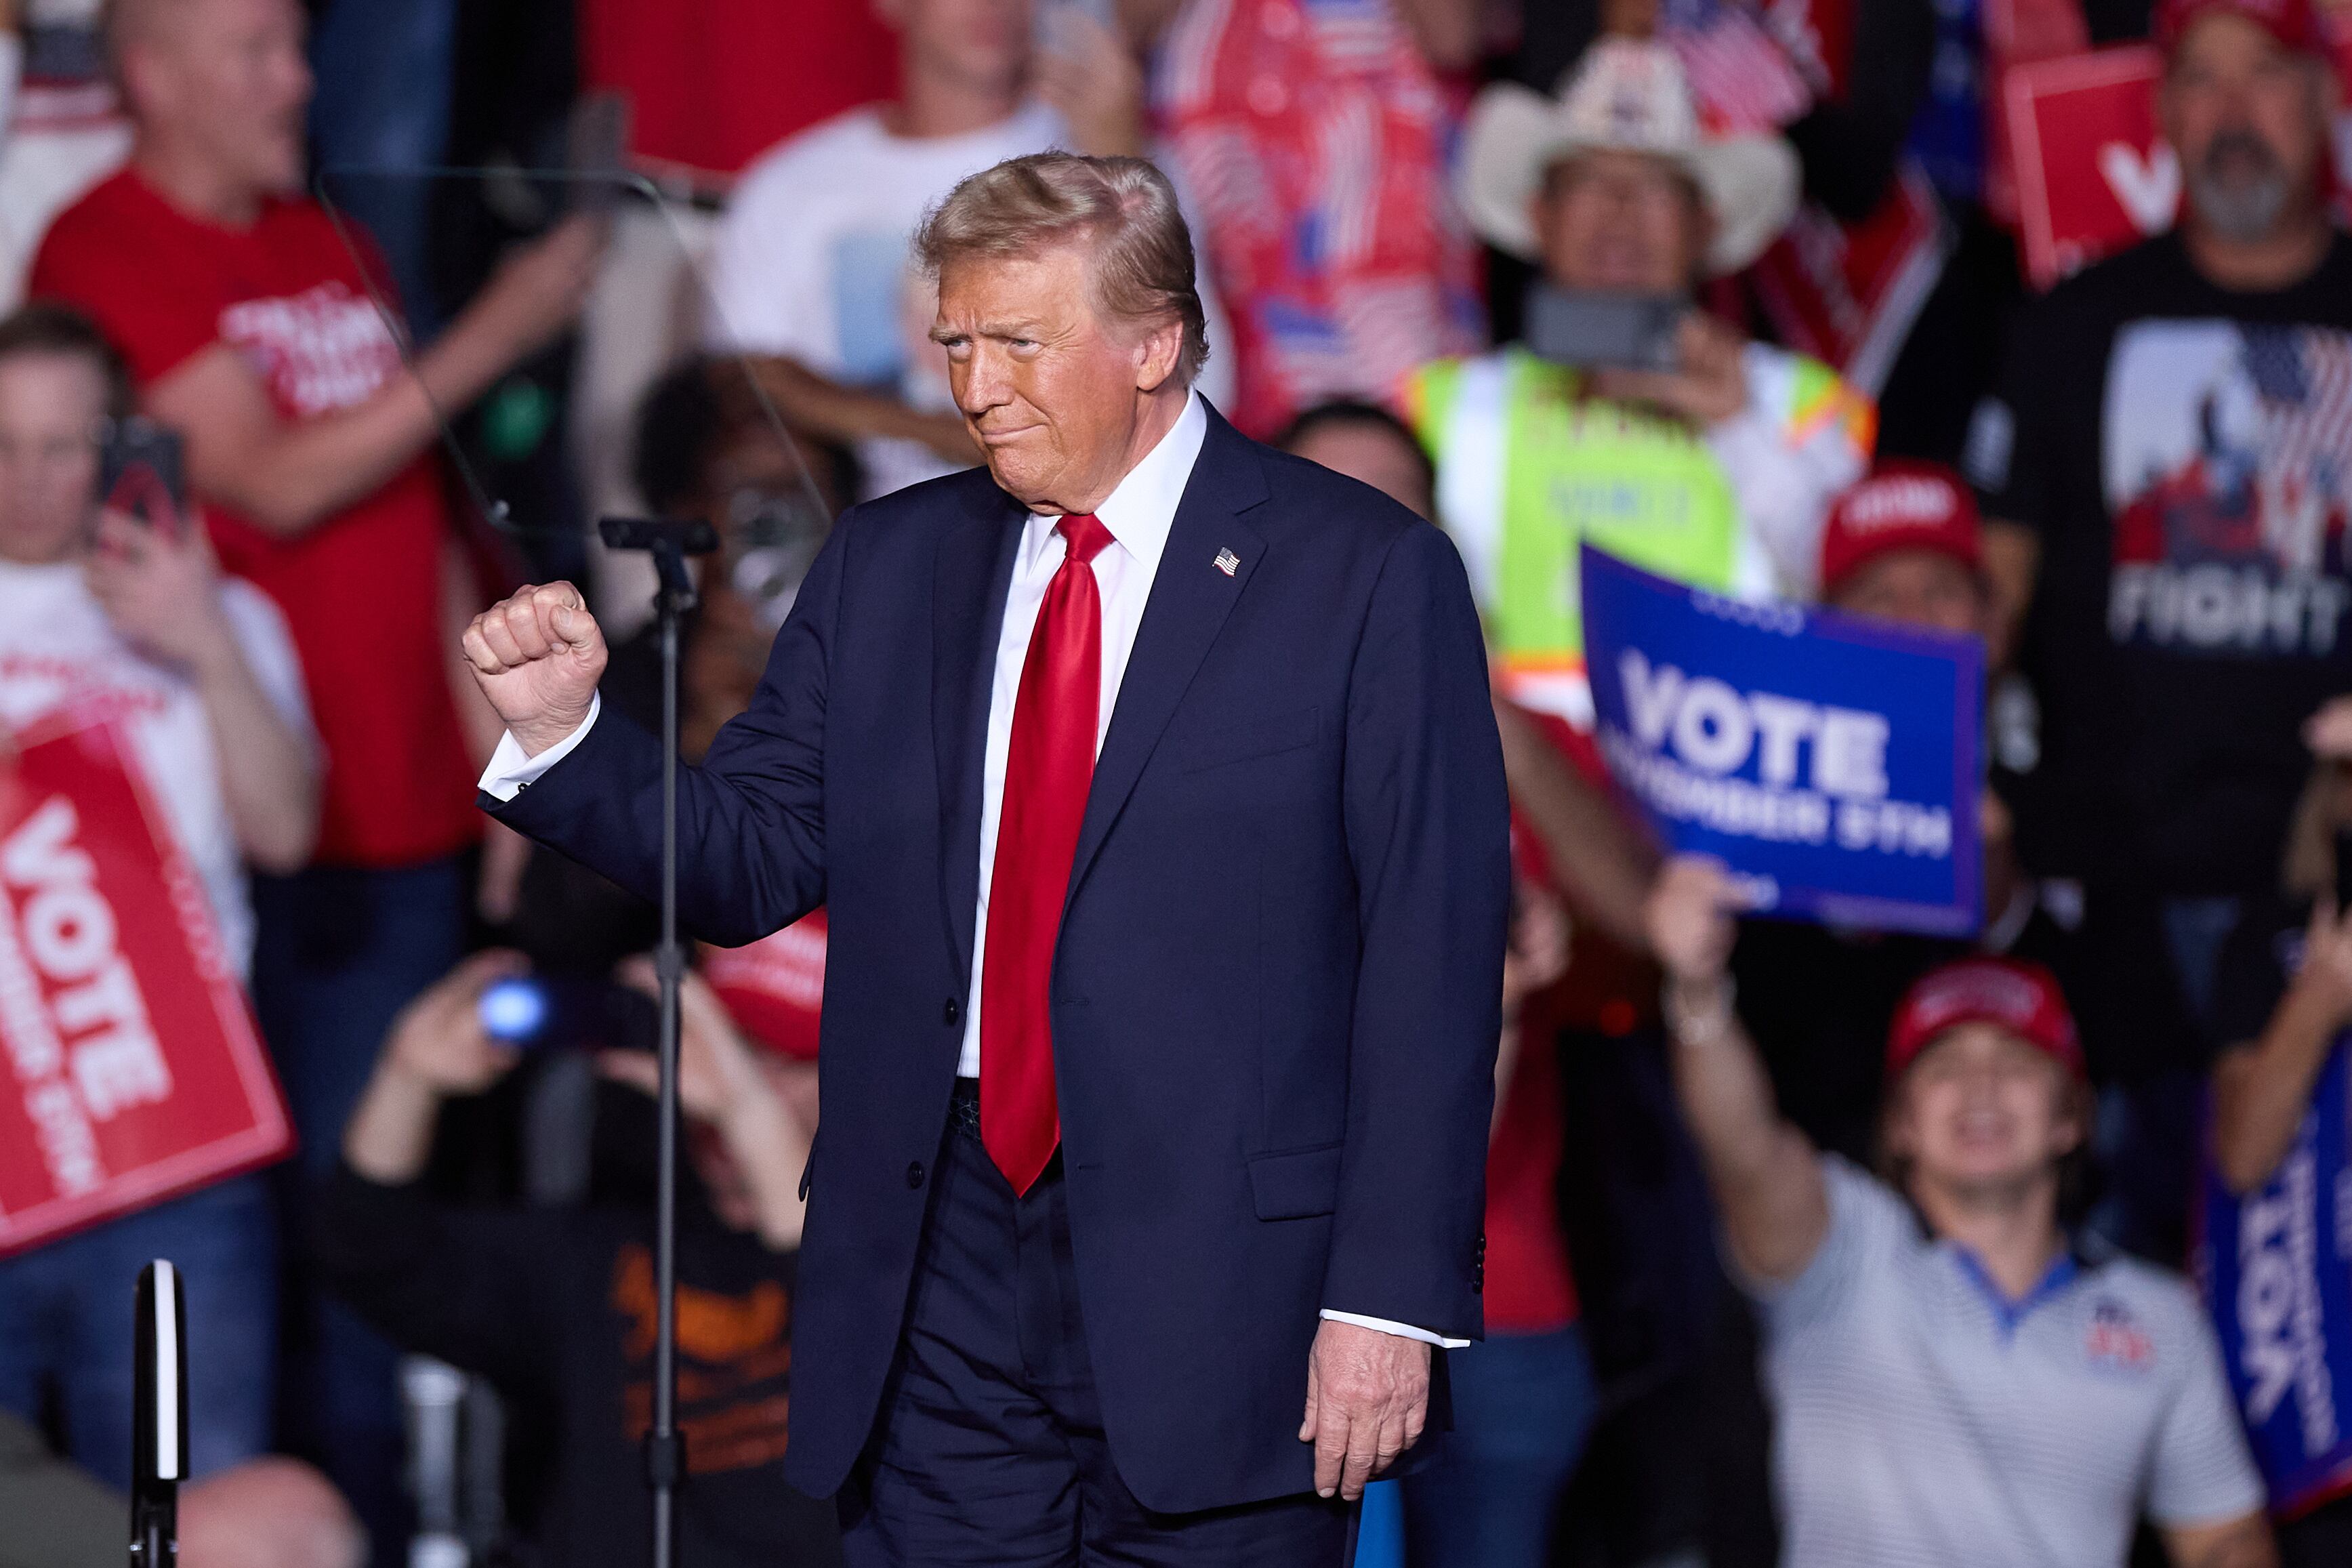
[1459,37,1801,278]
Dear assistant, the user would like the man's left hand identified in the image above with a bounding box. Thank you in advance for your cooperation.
[1298,1319,1431,1501]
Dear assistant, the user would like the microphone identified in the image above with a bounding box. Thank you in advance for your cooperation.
[129,1260,187,1568]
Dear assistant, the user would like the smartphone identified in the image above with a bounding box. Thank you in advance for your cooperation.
[2334,826,2352,912]
[565,92,632,215]
[98,418,186,537]
[1523,285,1688,373]
[478,974,657,1051]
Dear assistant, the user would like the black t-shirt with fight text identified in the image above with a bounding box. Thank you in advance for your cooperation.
[1971,232,2352,895]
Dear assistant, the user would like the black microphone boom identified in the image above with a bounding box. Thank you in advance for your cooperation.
[129,1260,187,1568]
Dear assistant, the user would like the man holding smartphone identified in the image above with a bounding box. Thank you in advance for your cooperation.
[0,302,318,1496]
[317,950,835,1567]
[1412,35,1874,737]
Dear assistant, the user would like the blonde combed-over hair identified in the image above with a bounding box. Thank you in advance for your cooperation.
[913,152,1210,386]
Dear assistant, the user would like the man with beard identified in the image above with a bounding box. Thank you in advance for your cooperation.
[1963,0,2352,1261]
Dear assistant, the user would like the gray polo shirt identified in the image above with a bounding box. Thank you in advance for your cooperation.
[1748,1158,2264,1568]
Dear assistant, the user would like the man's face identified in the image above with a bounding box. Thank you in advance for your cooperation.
[1828,550,1985,636]
[1533,149,1710,295]
[933,243,1178,512]
[1887,1023,2082,1201]
[0,352,106,566]
[888,0,1032,99]
[1285,422,1434,519]
[128,0,313,198]
[2162,12,2332,243]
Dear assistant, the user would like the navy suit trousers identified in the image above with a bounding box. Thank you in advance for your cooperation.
[835,1088,1357,1567]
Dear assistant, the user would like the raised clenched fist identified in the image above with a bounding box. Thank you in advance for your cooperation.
[461,581,608,756]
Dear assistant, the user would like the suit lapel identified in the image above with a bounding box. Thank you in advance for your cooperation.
[1066,413,1269,902]
[934,487,1025,990]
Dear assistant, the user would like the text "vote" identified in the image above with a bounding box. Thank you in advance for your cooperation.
[1620,648,1891,800]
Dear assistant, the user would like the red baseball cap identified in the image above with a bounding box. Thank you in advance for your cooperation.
[2153,0,2322,56]
[1819,461,1982,601]
[1884,957,2086,1082]
[701,912,827,1061]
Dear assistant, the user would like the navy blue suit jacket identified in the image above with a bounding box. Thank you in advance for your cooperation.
[490,407,1510,1512]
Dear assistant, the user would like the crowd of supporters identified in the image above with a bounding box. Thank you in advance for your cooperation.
[2,0,2351,1563]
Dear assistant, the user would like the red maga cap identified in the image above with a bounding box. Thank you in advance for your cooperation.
[1819,461,1982,602]
[2153,0,2322,56]
[1884,956,2086,1081]
[701,912,827,1061]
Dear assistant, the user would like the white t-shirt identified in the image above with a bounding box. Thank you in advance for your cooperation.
[705,102,1071,501]
[0,561,314,978]
[704,102,1235,500]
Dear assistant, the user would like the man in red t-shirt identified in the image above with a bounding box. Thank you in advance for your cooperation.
[27,0,600,1550]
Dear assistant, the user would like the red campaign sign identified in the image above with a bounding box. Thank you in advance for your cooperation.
[0,717,292,1256]
[1751,162,1951,395]
[701,910,826,1062]
[2004,39,2352,288]
[1981,0,2094,228]
[2004,46,2174,290]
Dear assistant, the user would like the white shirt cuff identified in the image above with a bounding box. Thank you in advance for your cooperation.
[1319,1309,1471,1349]
[477,693,600,802]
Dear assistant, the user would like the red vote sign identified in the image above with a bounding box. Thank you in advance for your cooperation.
[0,716,291,1256]
[2005,38,2352,289]
[2004,45,2175,290]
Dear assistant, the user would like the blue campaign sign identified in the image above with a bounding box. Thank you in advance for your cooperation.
[1580,545,1983,936]
[2199,1044,2352,1514]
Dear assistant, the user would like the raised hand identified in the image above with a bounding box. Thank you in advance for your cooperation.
[461,581,608,756]
[1644,854,1741,985]
[463,213,608,367]
[602,958,777,1132]
[84,509,238,672]
[1033,6,1146,159]
[381,949,531,1096]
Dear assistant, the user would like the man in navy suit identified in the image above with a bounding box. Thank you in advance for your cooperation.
[461,152,1509,1565]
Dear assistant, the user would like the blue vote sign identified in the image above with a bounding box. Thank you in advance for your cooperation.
[2199,1043,2352,1514]
[1580,544,1984,937]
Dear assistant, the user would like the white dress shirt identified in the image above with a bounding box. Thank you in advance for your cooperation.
[957,390,1205,1077]
[480,390,1463,1348]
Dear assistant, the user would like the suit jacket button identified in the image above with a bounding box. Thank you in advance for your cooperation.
[943,999,961,1027]
[907,1161,926,1189]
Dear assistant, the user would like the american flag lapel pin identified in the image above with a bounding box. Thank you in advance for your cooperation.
[1214,548,1239,577]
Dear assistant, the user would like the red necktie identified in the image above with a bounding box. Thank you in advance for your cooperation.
[981,513,1113,1195]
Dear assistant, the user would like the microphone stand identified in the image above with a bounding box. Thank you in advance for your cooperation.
[598,517,719,1568]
